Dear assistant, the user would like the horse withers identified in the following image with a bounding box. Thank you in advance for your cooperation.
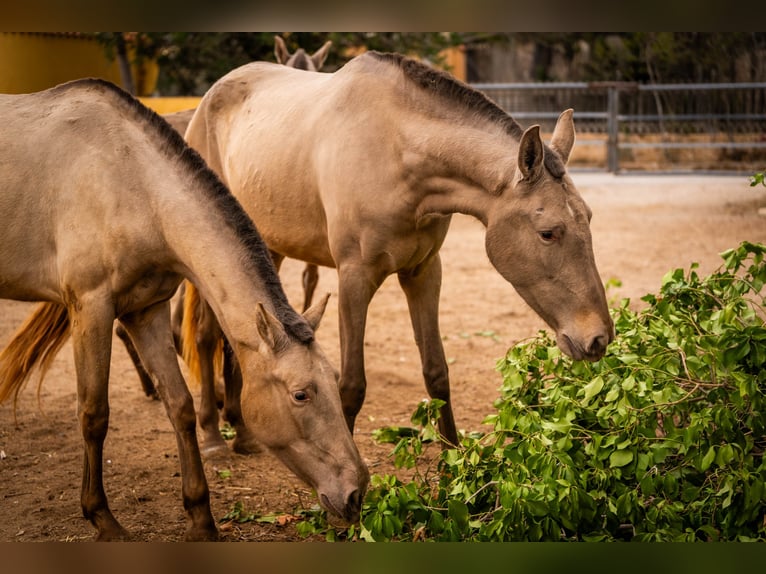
[0,79,367,540]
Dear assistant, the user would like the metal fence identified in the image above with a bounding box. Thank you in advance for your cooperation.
[471,81,766,174]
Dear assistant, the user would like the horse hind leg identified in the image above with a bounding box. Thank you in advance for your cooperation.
[398,255,458,447]
[301,264,319,312]
[192,298,230,456]
[119,302,218,541]
[221,338,262,455]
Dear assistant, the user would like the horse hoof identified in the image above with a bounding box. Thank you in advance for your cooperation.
[185,526,219,542]
[95,527,131,541]
[232,436,263,455]
[201,442,231,460]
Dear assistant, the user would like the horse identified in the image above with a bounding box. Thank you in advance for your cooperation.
[182,50,616,448]
[0,78,368,541]
[118,36,335,455]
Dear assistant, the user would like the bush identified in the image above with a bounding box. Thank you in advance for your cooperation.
[298,242,766,541]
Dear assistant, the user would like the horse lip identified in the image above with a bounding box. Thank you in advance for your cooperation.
[319,493,359,524]
[558,333,584,361]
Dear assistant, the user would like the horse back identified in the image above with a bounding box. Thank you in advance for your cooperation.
[0,81,182,302]
[186,63,339,266]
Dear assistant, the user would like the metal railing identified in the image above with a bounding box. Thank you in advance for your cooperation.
[472,81,766,174]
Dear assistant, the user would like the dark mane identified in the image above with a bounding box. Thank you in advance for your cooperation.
[367,51,566,179]
[59,78,313,344]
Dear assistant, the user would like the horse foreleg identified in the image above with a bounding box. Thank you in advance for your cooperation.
[170,281,186,355]
[336,263,383,433]
[398,254,458,447]
[193,301,229,456]
[115,323,159,400]
[69,295,129,541]
[119,302,218,541]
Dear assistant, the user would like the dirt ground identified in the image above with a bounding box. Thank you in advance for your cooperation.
[1,173,765,542]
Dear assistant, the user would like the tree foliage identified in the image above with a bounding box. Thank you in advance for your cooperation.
[296,241,766,542]
[96,32,766,94]
[96,32,469,96]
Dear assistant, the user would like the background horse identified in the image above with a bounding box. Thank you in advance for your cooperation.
[122,37,333,454]
[0,79,367,541]
[185,51,615,447]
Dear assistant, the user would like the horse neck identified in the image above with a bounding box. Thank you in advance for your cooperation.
[157,170,298,351]
[399,116,518,226]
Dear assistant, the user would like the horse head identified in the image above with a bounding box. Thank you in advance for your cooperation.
[274,35,332,72]
[238,294,369,523]
[485,109,614,362]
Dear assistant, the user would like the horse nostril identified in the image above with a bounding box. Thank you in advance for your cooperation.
[587,334,608,356]
[347,488,362,511]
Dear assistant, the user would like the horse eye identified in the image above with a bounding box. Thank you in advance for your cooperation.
[539,230,555,242]
[293,390,309,403]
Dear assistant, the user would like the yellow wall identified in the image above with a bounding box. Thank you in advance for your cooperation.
[441,46,467,82]
[0,32,157,95]
[139,97,201,114]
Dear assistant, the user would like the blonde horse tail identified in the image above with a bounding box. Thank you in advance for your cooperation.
[181,280,203,384]
[180,281,224,389]
[0,302,71,410]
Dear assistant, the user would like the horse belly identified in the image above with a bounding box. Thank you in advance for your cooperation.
[227,151,335,268]
[251,206,335,268]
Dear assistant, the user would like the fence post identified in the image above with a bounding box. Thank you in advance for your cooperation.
[606,85,619,173]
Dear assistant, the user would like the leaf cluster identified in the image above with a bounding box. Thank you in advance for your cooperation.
[299,241,766,541]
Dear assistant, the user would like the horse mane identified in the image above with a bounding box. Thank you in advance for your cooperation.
[366,51,566,179]
[53,78,314,344]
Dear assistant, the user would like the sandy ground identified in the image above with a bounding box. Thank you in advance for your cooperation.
[1,173,765,541]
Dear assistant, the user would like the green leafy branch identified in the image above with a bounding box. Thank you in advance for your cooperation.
[298,241,766,542]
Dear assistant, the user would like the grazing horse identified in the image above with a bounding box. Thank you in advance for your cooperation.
[184,51,615,448]
[0,79,368,541]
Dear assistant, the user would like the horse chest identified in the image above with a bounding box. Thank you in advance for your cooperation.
[360,216,450,274]
[113,270,182,315]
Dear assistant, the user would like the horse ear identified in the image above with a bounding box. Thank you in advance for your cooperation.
[550,108,575,164]
[518,125,544,180]
[274,35,290,65]
[311,41,332,70]
[255,303,289,353]
[303,293,330,331]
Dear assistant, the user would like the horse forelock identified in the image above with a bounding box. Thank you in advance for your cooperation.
[365,52,567,180]
[55,79,313,345]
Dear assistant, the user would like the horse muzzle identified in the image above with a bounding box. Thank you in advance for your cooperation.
[320,488,364,524]
[558,321,614,362]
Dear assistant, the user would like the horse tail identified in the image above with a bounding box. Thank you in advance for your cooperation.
[0,302,71,410]
[181,281,202,384]
[180,281,224,387]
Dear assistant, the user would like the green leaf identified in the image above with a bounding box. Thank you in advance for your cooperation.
[609,449,634,468]
[581,376,604,406]
[699,446,716,472]
[447,499,469,532]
